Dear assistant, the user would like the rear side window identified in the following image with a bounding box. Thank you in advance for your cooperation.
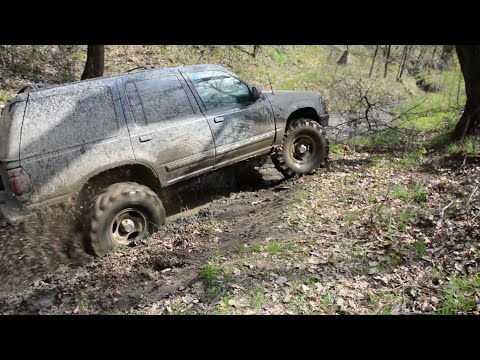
[21,86,118,157]
[126,76,194,125]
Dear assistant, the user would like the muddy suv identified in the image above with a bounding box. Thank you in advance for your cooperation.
[0,64,329,256]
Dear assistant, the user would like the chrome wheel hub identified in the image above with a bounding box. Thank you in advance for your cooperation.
[109,208,148,246]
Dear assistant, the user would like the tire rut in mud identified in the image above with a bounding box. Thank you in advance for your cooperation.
[0,162,287,313]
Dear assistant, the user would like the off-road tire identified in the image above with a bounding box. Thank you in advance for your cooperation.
[271,118,329,179]
[88,182,165,257]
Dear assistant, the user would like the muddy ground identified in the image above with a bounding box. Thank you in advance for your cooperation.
[0,150,479,315]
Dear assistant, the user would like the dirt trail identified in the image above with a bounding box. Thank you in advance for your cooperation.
[0,161,285,311]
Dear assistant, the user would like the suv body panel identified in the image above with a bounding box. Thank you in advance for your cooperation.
[117,70,216,186]
[263,90,328,146]
[18,78,135,204]
[0,64,329,222]
[182,68,276,170]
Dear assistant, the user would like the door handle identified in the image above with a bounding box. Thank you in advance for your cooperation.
[139,134,152,142]
[214,117,224,123]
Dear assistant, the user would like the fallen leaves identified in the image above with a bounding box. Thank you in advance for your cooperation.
[1,149,479,315]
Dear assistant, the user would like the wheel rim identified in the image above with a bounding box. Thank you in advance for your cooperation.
[290,135,316,164]
[109,208,148,246]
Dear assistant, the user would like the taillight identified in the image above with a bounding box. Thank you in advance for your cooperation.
[7,168,32,196]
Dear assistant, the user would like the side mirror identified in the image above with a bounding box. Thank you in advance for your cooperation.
[251,86,262,101]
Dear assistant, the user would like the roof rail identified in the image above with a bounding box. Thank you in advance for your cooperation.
[126,64,157,73]
[17,83,51,94]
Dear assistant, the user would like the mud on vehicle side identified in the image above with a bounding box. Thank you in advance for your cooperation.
[0,64,329,256]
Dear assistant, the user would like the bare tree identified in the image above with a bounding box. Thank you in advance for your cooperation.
[430,45,438,68]
[369,45,379,78]
[453,45,480,139]
[81,45,105,80]
[417,46,427,62]
[384,45,391,78]
[397,45,409,81]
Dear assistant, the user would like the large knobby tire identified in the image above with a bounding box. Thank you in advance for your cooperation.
[88,182,165,257]
[271,118,329,179]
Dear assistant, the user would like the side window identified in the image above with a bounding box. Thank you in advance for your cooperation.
[188,71,252,111]
[127,76,194,125]
[21,86,119,157]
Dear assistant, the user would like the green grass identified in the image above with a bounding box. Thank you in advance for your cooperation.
[0,90,11,103]
[329,143,346,156]
[248,285,266,310]
[412,238,426,260]
[446,137,479,156]
[377,294,404,315]
[428,131,454,149]
[346,130,409,150]
[342,208,362,226]
[366,292,403,315]
[238,244,246,254]
[397,98,456,133]
[251,243,261,253]
[384,62,466,152]
[392,148,427,170]
[347,246,370,275]
[201,251,228,285]
[79,299,89,313]
[381,253,403,271]
[439,275,480,314]
[346,172,360,183]
[315,188,326,199]
[201,262,227,283]
[392,182,428,203]
[171,302,193,315]
[397,207,418,231]
[266,241,283,255]
[286,292,311,314]
[106,308,123,315]
[211,293,234,315]
[285,205,303,231]
[292,189,310,203]
[269,48,288,63]
[140,266,157,281]
[57,263,71,273]
[199,216,220,234]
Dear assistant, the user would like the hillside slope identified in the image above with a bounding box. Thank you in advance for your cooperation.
[0,45,425,111]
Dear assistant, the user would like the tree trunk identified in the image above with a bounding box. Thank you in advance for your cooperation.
[418,46,427,62]
[81,45,105,80]
[369,45,379,78]
[384,45,391,78]
[453,45,480,139]
[337,45,350,66]
[253,45,259,58]
[439,45,455,70]
[390,45,400,59]
[397,45,409,81]
[430,45,438,68]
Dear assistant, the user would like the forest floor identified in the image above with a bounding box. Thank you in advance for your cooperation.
[1,143,479,315]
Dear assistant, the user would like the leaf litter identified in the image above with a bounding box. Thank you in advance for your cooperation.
[0,151,479,314]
